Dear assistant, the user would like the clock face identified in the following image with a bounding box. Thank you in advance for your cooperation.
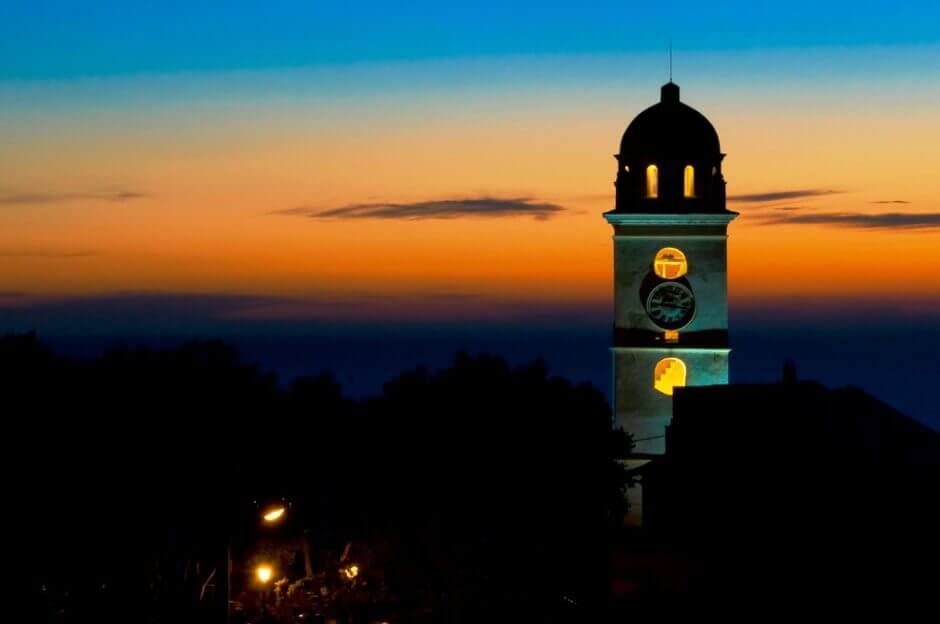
[646,282,695,330]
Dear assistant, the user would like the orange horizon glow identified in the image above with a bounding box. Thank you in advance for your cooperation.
[2,56,939,317]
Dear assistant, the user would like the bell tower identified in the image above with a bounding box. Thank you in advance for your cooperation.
[605,82,737,455]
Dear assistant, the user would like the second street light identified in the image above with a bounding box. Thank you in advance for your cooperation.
[262,505,286,523]
[255,563,274,617]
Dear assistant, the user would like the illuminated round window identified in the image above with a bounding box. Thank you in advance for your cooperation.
[653,357,687,396]
[653,247,688,279]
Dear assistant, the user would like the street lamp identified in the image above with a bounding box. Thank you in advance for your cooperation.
[255,564,275,618]
[224,498,291,624]
[256,564,274,584]
[262,506,286,523]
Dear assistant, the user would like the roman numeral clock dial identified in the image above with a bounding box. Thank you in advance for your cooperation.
[646,282,695,330]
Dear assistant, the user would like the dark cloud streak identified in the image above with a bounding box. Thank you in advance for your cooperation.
[758,212,940,230]
[274,197,566,220]
[0,291,484,317]
[0,249,99,258]
[0,190,148,205]
[729,189,842,203]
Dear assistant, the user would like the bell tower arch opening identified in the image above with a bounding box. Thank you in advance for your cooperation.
[646,164,658,198]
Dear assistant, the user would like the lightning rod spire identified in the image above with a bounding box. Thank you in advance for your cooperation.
[669,40,673,82]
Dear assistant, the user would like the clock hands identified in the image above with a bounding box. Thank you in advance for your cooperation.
[646,282,695,330]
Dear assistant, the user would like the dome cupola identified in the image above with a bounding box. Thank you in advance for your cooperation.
[613,83,729,213]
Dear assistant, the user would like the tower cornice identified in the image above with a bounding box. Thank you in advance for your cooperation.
[604,212,738,227]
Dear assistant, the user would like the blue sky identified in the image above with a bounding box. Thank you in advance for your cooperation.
[3,1,940,79]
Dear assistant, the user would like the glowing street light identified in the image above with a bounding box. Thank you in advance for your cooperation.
[262,506,286,523]
[256,564,274,584]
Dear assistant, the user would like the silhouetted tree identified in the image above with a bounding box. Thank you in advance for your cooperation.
[4,334,627,623]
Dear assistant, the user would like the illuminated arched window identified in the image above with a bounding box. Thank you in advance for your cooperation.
[653,247,688,279]
[683,165,695,198]
[653,357,687,396]
[646,164,658,198]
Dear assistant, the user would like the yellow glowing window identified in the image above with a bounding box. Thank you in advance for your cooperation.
[646,164,658,198]
[684,165,695,197]
[653,247,688,279]
[654,357,687,396]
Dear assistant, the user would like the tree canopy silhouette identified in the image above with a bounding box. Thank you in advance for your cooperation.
[4,333,628,623]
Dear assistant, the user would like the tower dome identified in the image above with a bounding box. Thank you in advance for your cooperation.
[613,82,728,213]
[620,82,720,158]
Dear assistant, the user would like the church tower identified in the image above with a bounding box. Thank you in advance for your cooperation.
[605,82,736,455]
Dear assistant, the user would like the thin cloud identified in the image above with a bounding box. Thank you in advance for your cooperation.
[0,249,99,258]
[0,291,489,326]
[0,291,27,307]
[871,200,911,204]
[274,197,566,220]
[759,212,940,230]
[0,190,149,205]
[271,206,315,217]
[729,189,842,203]
[567,193,613,203]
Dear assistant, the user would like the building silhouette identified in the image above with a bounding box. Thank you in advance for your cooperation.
[610,371,940,597]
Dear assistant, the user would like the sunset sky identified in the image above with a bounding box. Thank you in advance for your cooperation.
[2,2,938,422]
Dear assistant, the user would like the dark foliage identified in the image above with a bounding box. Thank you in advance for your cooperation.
[3,332,628,623]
